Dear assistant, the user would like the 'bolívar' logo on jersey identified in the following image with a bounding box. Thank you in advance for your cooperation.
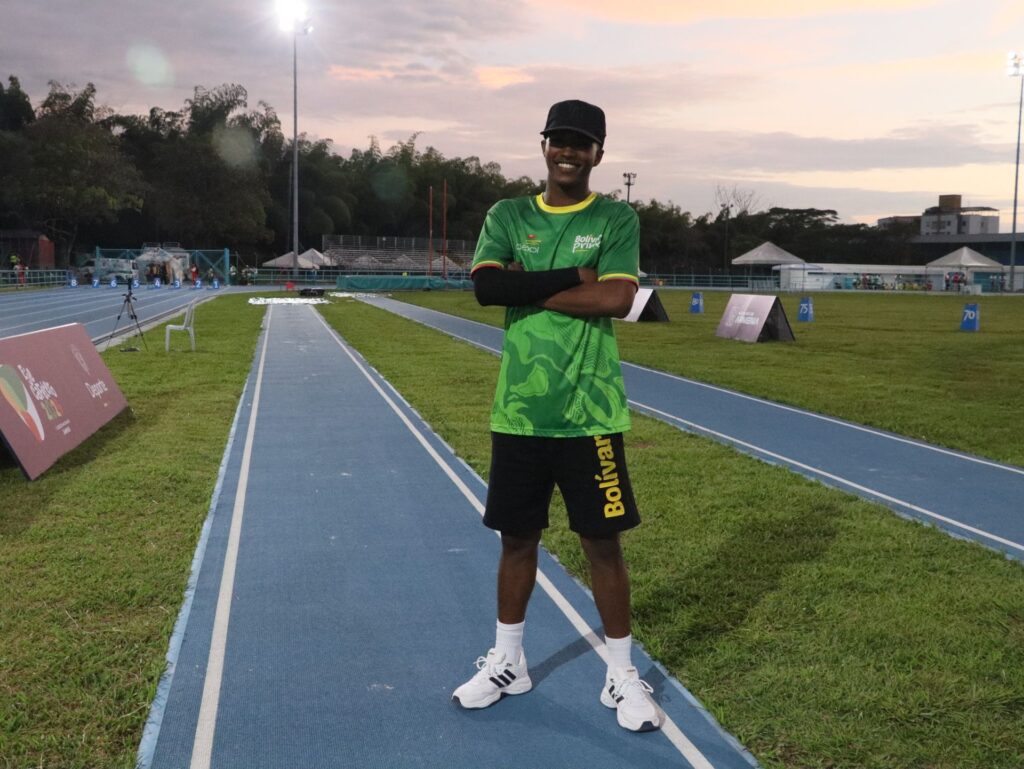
[572,234,602,254]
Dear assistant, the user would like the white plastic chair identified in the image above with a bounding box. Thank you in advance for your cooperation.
[165,301,197,352]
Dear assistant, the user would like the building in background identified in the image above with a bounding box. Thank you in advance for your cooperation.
[919,194,999,236]
[876,214,922,231]
[0,230,55,269]
[877,195,999,235]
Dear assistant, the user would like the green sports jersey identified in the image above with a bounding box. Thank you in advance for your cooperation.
[471,193,639,437]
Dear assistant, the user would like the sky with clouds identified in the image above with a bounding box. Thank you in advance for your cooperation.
[4,0,1023,227]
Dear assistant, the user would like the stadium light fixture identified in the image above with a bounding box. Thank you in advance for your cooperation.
[623,171,637,204]
[1008,52,1023,292]
[277,0,313,278]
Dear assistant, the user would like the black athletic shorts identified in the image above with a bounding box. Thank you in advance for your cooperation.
[483,431,641,538]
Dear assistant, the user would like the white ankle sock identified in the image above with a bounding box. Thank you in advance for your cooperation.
[495,620,525,661]
[605,634,633,671]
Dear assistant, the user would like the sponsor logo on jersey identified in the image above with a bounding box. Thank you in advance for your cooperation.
[515,236,542,254]
[572,234,602,254]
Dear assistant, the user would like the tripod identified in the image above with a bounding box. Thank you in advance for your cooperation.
[109,283,148,352]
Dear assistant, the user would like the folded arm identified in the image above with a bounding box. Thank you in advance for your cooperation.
[537,269,638,318]
[472,265,583,307]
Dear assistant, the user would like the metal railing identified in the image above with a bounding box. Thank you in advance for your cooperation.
[640,273,779,290]
[0,270,74,289]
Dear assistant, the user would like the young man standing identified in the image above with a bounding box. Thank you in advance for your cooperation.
[452,99,661,733]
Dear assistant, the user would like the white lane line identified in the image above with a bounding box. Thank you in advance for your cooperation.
[189,305,274,769]
[623,363,1024,477]
[362,297,501,358]
[374,298,1024,478]
[632,400,1024,554]
[364,296,1019,557]
[314,311,716,769]
[136,372,252,769]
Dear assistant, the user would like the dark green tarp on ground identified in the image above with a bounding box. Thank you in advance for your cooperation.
[335,275,472,291]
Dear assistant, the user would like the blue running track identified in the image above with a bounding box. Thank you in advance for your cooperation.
[139,303,758,769]
[358,296,1024,562]
[0,285,251,344]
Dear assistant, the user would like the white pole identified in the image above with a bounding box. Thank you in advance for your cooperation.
[292,31,299,280]
[1010,71,1022,291]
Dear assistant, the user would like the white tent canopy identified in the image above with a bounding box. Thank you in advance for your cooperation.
[263,251,319,270]
[299,248,329,267]
[731,241,805,266]
[926,247,1003,270]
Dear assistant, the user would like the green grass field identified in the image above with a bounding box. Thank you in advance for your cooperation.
[395,289,1024,466]
[1,290,1022,768]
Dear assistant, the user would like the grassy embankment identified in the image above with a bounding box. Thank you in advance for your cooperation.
[0,295,264,767]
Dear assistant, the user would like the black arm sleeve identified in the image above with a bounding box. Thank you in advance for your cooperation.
[472,266,582,307]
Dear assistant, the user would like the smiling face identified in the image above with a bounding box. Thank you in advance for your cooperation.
[541,130,604,205]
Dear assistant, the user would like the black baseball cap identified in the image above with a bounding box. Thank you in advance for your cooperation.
[541,100,606,146]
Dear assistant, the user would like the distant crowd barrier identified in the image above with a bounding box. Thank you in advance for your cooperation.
[0,269,71,289]
[335,275,472,291]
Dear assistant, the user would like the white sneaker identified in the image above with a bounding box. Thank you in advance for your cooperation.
[452,648,532,709]
[600,666,662,732]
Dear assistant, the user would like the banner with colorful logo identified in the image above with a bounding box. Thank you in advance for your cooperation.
[0,324,128,480]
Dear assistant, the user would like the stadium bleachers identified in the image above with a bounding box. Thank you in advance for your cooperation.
[322,235,474,275]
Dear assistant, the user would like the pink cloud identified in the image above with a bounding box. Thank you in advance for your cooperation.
[476,66,534,89]
[524,0,934,24]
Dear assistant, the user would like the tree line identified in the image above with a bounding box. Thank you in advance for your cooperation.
[0,76,919,270]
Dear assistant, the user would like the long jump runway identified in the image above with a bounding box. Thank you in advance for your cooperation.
[140,303,756,769]
[358,296,1024,561]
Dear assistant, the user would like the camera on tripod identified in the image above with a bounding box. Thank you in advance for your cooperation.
[110,279,147,352]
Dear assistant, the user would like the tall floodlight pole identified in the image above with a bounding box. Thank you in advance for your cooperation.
[1008,52,1023,292]
[277,1,312,279]
[721,204,731,276]
[623,172,636,204]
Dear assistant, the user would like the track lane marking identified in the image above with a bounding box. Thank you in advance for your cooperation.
[362,298,1023,553]
[189,306,274,769]
[314,309,717,769]
[631,400,1024,554]
[370,298,1024,477]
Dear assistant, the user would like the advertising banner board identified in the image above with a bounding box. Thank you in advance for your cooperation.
[0,324,128,480]
[622,288,670,323]
[690,292,704,314]
[960,303,980,332]
[715,294,795,343]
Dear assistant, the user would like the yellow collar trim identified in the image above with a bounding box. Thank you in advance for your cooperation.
[535,192,597,214]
